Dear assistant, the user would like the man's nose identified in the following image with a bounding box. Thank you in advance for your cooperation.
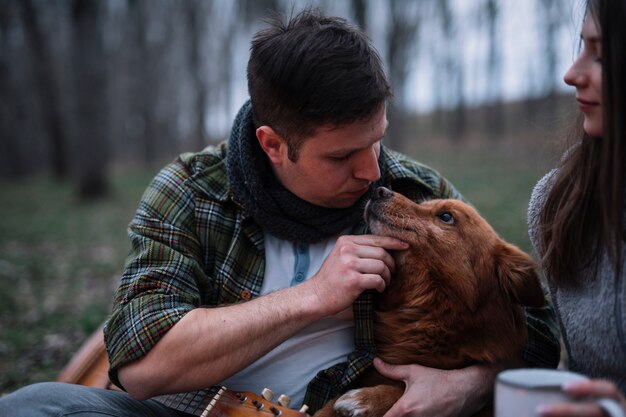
[353,147,381,182]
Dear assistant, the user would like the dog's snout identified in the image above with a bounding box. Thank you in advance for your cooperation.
[373,186,394,200]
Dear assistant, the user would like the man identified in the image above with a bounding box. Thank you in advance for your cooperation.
[0,8,560,417]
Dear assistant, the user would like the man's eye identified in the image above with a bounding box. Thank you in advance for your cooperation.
[437,212,455,225]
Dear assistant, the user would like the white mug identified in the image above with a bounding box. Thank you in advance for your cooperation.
[494,368,625,417]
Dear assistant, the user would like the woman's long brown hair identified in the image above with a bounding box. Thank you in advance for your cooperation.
[539,0,626,285]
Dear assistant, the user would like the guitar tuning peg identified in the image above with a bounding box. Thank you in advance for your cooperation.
[299,404,309,414]
[269,406,281,416]
[261,388,275,401]
[277,394,291,407]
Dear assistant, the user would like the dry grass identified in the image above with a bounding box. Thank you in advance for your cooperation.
[0,171,155,394]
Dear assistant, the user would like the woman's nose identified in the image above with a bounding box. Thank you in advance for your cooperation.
[563,60,587,88]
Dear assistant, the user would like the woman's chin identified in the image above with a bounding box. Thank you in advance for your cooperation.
[583,119,603,138]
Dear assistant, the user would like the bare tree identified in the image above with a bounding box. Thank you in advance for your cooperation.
[433,0,466,140]
[525,0,568,122]
[126,0,160,165]
[238,0,283,22]
[0,1,27,178]
[481,0,505,138]
[70,0,109,199]
[538,0,566,96]
[183,0,210,151]
[20,0,68,179]
[385,0,424,148]
[350,0,368,30]
[0,0,578,181]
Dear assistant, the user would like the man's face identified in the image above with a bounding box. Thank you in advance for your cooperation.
[270,106,387,209]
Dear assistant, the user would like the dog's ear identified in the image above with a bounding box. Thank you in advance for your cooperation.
[494,242,545,308]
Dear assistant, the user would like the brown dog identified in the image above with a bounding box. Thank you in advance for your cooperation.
[314,187,545,417]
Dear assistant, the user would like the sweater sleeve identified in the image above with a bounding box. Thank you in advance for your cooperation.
[527,169,558,258]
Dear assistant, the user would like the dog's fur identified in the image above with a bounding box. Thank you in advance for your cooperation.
[314,187,545,417]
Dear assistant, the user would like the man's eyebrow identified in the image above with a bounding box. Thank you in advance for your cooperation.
[326,139,384,156]
[325,146,363,156]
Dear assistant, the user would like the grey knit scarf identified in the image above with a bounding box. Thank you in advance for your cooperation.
[226,100,385,243]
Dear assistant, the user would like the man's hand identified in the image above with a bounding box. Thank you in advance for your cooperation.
[536,379,626,417]
[373,358,500,417]
[307,235,408,317]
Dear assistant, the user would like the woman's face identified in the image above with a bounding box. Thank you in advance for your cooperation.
[563,13,603,137]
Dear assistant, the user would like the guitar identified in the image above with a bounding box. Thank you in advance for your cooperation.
[156,386,311,417]
[201,387,311,417]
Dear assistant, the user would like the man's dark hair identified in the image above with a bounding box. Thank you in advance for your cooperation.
[247,8,392,160]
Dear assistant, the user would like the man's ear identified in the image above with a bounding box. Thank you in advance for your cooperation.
[256,126,286,165]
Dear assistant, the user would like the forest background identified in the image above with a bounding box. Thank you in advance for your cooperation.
[0,0,578,394]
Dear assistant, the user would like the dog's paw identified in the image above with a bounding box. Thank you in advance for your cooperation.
[333,389,372,417]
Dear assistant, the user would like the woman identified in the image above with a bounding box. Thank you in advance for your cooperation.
[527,0,626,415]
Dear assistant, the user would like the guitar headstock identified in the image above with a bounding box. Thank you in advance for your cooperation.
[202,387,311,417]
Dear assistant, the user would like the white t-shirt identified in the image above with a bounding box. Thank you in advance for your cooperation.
[220,232,355,408]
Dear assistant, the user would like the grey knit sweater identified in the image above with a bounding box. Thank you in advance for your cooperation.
[528,169,626,393]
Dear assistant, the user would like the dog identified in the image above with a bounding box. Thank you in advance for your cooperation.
[314,187,545,417]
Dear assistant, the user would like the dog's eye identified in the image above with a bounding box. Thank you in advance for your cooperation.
[437,212,455,225]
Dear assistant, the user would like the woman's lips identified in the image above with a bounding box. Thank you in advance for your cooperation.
[577,98,599,112]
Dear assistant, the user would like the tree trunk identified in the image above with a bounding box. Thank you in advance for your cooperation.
[71,0,109,199]
[20,0,68,179]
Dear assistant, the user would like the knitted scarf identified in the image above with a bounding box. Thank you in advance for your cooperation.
[226,100,385,244]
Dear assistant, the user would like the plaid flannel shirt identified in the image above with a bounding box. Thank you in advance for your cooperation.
[104,142,561,413]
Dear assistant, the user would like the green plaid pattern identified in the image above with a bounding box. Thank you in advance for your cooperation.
[104,143,560,413]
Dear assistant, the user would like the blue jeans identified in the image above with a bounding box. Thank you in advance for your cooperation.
[0,382,192,417]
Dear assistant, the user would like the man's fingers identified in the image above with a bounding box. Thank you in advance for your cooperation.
[360,274,388,292]
[348,234,409,250]
[334,239,397,277]
[355,258,392,284]
[373,358,409,381]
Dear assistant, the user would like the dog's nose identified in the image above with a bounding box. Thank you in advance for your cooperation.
[372,186,394,200]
